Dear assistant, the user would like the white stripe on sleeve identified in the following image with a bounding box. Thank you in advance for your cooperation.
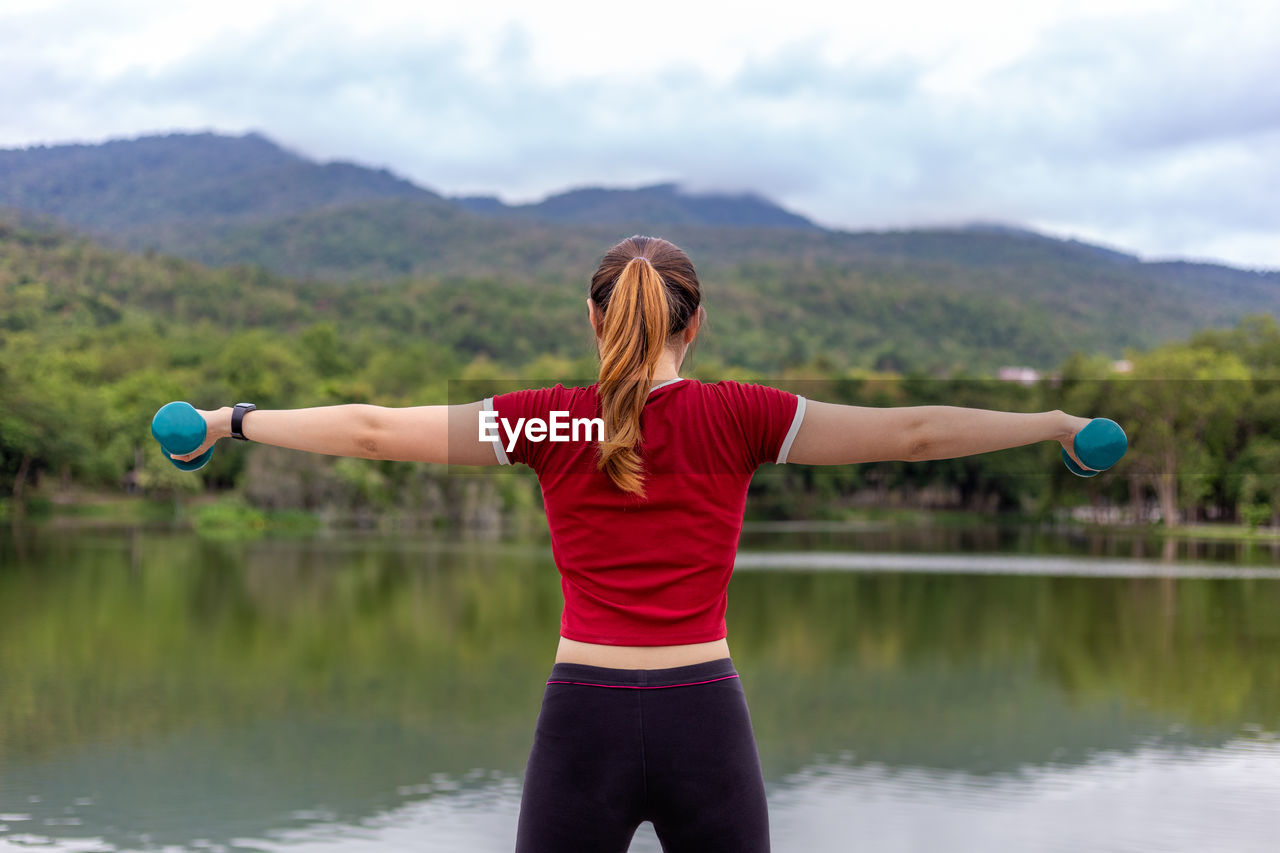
[776,396,807,464]
[482,397,511,466]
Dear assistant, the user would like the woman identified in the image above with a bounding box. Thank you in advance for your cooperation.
[173,235,1094,852]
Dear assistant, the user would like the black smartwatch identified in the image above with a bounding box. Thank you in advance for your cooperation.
[231,403,257,441]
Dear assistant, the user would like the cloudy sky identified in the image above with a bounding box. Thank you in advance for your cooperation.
[3,0,1278,268]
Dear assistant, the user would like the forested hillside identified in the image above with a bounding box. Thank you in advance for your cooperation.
[3,219,1279,530]
[0,214,1195,378]
[2,132,1276,372]
[4,132,1280,530]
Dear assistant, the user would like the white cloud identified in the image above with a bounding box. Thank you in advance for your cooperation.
[0,0,1276,267]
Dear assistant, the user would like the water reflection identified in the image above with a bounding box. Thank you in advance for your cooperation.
[767,737,1280,853]
[6,736,1275,853]
[1,526,1276,852]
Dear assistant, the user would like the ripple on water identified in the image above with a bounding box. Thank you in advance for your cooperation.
[766,736,1280,853]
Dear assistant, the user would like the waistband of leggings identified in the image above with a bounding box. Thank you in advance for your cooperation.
[546,657,739,689]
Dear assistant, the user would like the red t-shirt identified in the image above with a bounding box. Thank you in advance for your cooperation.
[484,378,807,645]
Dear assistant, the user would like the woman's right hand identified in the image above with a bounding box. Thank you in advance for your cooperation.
[170,407,232,463]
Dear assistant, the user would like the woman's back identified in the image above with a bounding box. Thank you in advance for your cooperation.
[486,377,806,646]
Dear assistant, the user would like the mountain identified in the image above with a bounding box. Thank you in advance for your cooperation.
[0,133,815,239]
[1,131,1277,372]
[454,182,818,229]
[0,131,449,236]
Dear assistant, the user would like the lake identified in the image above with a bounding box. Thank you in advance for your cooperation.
[1,521,1277,852]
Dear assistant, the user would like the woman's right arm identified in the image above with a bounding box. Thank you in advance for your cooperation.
[169,401,500,466]
[784,400,1092,466]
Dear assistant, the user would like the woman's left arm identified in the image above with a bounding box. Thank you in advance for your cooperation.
[784,401,1092,466]
[169,401,500,466]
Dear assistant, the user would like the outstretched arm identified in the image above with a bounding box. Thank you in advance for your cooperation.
[785,400,1092,466]
[169,401,499,466]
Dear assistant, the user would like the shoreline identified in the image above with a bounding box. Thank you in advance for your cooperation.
[5,490,1280,543]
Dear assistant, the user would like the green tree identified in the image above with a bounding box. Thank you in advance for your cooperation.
[1111,345,1251,525]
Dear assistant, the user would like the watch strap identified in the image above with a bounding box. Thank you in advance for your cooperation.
[231,403,256,441]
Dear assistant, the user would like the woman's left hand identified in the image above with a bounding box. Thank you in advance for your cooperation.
[1057,412,1093,471]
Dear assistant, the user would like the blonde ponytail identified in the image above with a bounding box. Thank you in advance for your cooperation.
[589,236,703,497]
[596,256,670,497]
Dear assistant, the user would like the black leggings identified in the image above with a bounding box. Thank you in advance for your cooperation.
[515,657,770,852]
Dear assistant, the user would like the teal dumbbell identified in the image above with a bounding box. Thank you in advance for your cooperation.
[1062,417,1127,478]
[151,401,213,472]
